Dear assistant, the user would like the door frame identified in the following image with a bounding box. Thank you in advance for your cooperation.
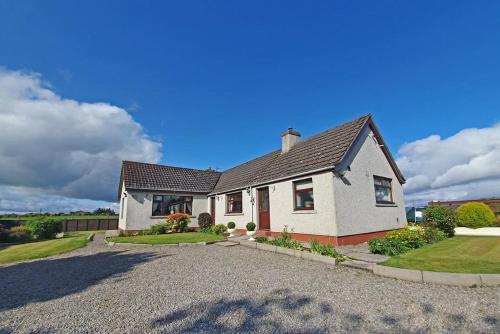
[210,196,216,223]
[257,187,270,230]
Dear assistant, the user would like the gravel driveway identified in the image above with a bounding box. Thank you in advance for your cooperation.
[0,236,498,333]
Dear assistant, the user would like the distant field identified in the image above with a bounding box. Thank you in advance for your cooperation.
[0,215,118,221]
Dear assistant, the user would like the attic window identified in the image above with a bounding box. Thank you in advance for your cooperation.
[374,176,394,204]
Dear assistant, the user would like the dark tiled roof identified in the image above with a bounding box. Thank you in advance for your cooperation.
[211,114,371,193]
[119,161,221,197]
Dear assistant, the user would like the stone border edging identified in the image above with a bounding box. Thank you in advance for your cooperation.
[372,264,500,287]
[103,238,219,247]
[238,239,336,266]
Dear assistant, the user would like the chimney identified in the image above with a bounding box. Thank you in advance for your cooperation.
[281,128,301,153]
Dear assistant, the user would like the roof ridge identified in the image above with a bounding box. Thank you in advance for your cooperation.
[122,160,221,174]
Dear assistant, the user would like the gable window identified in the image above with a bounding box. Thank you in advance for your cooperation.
[374,176,393,204]
[152,195,193,216]
[226,192,243,214]
[294,178,314,210]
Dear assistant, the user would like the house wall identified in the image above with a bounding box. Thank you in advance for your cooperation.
[211,172,336,236]
[332,131,406,236]
[121,190,208,231]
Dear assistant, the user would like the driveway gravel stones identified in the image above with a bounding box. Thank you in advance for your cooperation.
[0,237,498,333]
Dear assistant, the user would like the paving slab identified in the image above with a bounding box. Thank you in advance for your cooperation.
[373,265,423,282]
[214,241,239,247]
[422,271,481,287]
[479,274,500,287]
[343,251,389,263]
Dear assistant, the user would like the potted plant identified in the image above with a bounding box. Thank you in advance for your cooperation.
[227,221,236,237]
[246,222,257,241]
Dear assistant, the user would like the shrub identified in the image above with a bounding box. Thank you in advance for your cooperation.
[423,206,457,237]
[8,226,33,242]
[166,213,190,232]
[387,228,425,249]
[200,226,213,234]
[0,224,9,243]
[27,218,63,239]
[227,221,236,229]
[246,222,256,231]
[456,202,495,228]
[255,236,268,243]
[150,224,167,235]
[138,229,152,236]
[423,227,447,244]
[198,212,213,229]
[212,224,226,235]
[310,239,347,261]
[269,228,304,250]
[369,237,409,256]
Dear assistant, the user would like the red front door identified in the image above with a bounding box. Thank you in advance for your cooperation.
[258,187,270,230]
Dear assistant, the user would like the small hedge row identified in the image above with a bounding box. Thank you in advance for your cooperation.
[369,225,447,256]
[255,229,347,261]
[0,218,63,243]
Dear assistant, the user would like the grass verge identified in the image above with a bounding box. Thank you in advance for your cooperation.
[382,236,500,273]
[108,232,225,245]
[0,236,89,264]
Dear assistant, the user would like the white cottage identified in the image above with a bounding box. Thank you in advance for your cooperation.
[118,114,406,245]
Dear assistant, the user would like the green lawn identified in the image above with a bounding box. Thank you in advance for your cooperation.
[0,235,89,264]
[108,232,225,245]
[0,215,118,221]
[382,236,500,274]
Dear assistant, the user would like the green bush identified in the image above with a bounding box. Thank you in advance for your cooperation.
[138,229,152,236]
[8,226,33,242]
[27,218,62,239]
[150,223,167,235]
[166,213,190,232]
[212,224,226,235]
[310,239,347,261]
[200,226,213,234]
[269,229,304,250]
[387,228,425,249]
[423,227,447,244]
[456,202,495,228]
[198,212,213,229]
[255,236,268,243]
[0,224,9,243]
[423,206,457,237]
[246,222,256,231]
[227,221,236,229]
[369,237,410,256]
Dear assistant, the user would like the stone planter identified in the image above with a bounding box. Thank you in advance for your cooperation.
[246,230,256,241]
[227,228,236,237]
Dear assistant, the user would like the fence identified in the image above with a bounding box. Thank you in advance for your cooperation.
[0,218,119,231]
[428,198,500,215]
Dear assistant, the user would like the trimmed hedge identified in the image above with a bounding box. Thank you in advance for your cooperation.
[456,202,495,228]
[198,212,213,229]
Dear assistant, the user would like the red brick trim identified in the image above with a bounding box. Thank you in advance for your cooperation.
[235,228,392,246]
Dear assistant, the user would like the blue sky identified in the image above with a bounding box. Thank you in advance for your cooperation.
[0,1,499,212]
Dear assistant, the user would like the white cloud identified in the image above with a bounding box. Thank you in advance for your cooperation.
[0,68,162,212]
[397,124,500,205]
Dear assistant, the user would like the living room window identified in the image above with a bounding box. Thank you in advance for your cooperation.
[374,176,393,204]
[294,178,314,210]
[226,192,243,214]
[152,195,193,216]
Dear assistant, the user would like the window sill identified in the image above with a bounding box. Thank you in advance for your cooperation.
[292,210,317,214]
[376,203,397,207]
[225,213,244,216]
